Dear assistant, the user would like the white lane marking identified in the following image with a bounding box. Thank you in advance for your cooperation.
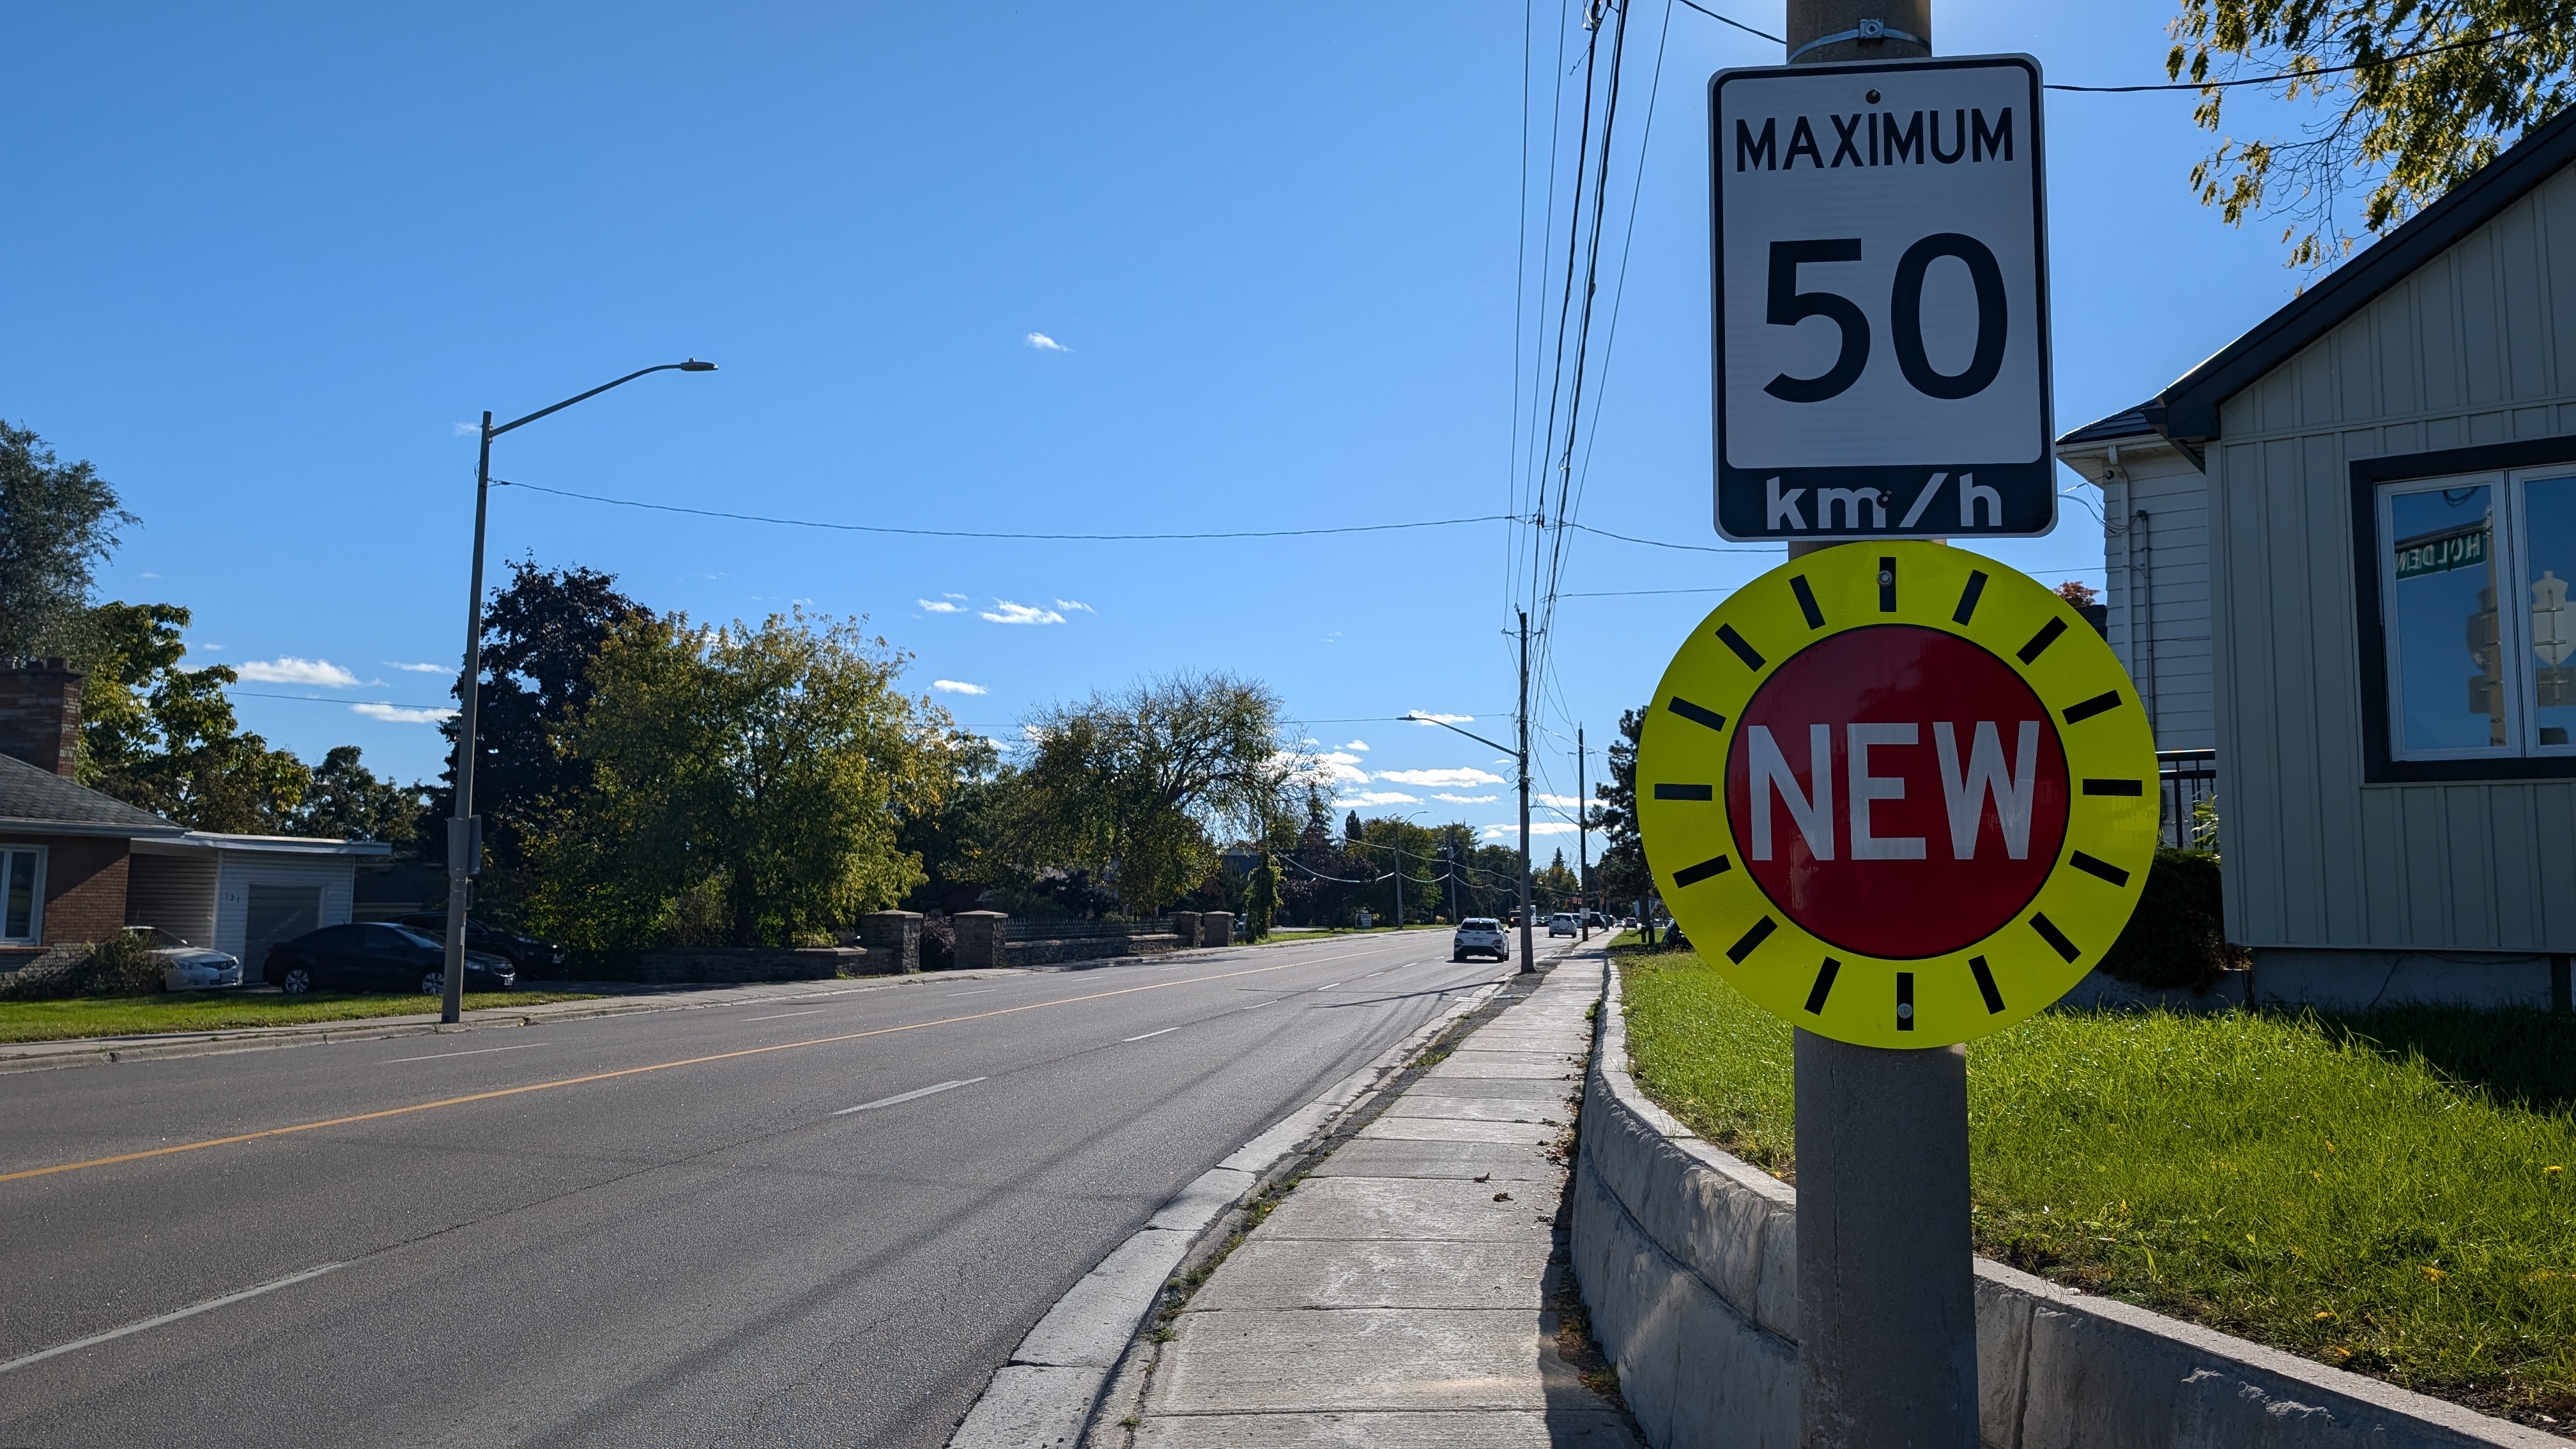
[0,1261,346,1376]
[742,1010,824,1023]
[1122,1027,1179,1042]
[946,988,997,996]
[1241,1002,1273,1010]
[832,1078,986,1116]
[383,1041,551,1064]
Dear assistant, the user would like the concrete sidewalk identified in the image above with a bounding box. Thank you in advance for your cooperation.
[1115,951,1639,1447]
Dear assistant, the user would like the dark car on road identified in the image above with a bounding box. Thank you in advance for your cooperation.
[396,913,565,974]
[263,923,516,996]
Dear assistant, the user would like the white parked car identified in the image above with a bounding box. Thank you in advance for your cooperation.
[127,926,243,991]
[1547,912,1577,937]
[1451,917,1510,962]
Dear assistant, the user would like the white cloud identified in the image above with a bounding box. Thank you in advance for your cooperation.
[931,679,989,695]
[453,421,479,437]
[1025,332,1070,352]
[1340,739,1370,752]
[1485,821,1580,838]
[1335,791,1420,808]
[1537,792,1585,809]
[982,600,1066,625]
[139,572,160,579]
[1321,751,1370,785]
[352,702,457,724]
[1375,766,1506,788]
[387,661,448,674]
[1434,793,1498,804]
[236,657,361,687]
[1055,599,1095,613]
[1409,712,1473,725]
[943,592,969,600]
[918,599,967,614]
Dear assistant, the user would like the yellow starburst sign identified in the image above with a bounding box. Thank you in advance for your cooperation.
[1636,542,2156,1047]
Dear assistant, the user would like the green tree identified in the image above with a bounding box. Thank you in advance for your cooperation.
[77,602,312,834]
[897,730,1014,912]
[2168,0,2576,268]
[1590,705,1652,914]
[1009,671,1302,915]
[430,560,650,910]
[523,611,951,952]
[292,746,425,843]
[1240,852,1283,940]
[0,422,134,659]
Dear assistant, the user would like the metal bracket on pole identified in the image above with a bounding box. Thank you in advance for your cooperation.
[1785,19,1923,63]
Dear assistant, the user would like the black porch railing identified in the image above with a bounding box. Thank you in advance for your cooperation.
[2157,748,2218,850]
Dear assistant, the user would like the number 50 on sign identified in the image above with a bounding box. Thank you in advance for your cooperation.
[1710,56,2053,542]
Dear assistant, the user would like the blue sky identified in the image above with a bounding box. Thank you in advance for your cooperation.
[4,2,2324,852]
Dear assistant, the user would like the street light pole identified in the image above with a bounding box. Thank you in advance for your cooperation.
[1577,723,1590,942]
[440,360,717,1025]
[1515,611,1533,972]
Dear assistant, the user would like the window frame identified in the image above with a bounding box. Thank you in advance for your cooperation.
[2352,436,2576,782]
[0,845,48,946]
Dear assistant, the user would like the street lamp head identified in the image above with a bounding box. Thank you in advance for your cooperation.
[680,358,718,372]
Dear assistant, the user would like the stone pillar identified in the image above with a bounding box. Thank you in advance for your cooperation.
[1202,912,1233,947]
[1167,911,1202,949]
[859,910,923,974]
[952,911,1006,971]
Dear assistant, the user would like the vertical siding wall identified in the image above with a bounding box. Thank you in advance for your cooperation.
[2101,452,2218,751]
[2212,163,2576,952]
[211,855,356,961]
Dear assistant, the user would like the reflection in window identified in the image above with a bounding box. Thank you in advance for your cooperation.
[2389,484,2503,753]
[2525,475,2576,749]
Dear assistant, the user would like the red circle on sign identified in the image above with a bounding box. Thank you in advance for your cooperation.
[1723,625,2069,958]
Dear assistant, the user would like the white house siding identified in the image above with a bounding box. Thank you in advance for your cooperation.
[211,853,356,963]
[2097,451,2216,752]
[2209,161,2576,955]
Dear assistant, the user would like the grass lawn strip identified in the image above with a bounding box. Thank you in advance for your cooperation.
[1616,947,2576,1428]
[0,990,604,1045]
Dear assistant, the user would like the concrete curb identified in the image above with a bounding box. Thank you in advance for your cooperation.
[1571,956,2565,1449]
[0,947,1296,1075]
[945,951,1570,1448]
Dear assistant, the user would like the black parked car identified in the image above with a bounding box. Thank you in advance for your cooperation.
[263,923,516,995]
[395,914,565,975]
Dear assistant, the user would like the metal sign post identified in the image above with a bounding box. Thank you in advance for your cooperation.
[1710,56,2053,542]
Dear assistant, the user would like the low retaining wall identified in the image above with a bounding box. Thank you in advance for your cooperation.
[1570,962,2554,1449]
[629,946,873,985]
[1002,933,1181,967]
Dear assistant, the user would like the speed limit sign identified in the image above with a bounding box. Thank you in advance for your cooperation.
[1711,56,2052,541]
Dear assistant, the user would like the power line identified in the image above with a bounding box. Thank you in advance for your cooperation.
[493,480,1516,542]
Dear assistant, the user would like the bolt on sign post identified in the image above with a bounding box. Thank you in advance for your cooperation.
[1637,544,2158,1445]
[1710,56,2051,542]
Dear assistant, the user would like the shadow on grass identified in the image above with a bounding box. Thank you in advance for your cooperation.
[2315,1005,2576,1116]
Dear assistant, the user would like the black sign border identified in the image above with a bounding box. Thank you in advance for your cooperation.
[1708,54,2055,542]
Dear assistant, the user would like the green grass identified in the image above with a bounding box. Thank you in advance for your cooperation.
[1617,948,2576,1422]
[0,989,605,1044]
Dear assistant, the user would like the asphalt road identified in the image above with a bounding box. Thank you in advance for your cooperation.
[0,930,1543,1448]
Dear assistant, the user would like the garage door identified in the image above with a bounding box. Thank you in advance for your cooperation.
[243,885,321,975]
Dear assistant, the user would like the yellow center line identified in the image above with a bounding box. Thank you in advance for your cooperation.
[3,945,1399,1187]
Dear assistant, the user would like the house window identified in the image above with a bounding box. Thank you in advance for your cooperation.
[2377,468,2576,760]
[1,847,43,945]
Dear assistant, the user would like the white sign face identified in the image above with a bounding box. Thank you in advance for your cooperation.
[1710,56,2052,541]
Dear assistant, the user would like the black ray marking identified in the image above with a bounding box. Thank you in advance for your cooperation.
[1717,624,1765,670]
[1653,783,1713,801]
[2070,852,2131,886]
[1728,916,1778,965]
[1671,855,1731,888]
[1804,957,1841,1014]
[1968,956,2005,1014]
[1666,696,1727,732]
[2017,617,2069,664]
[1896,971,1916,1031]
[1953,570,1989,624]
[1790,575,1825,630]
[2030,912,2081,962]
[2062,691,2123,724]
[1878,556,1897,613]
[2082,778,2144,796]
